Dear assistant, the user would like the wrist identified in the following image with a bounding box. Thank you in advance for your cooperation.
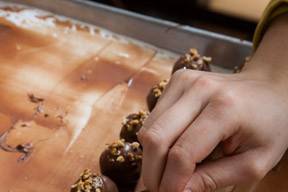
[241,13,288,89]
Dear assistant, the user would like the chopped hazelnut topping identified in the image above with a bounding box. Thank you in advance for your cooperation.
[71,169,104,192]
[189,48,199,57]
[110,147,118,156]
[122,111,148,133]
[130,119,140,125]
[203,56,212,63]
[135,154,143,160]
[131,142,140,149]
[172,48,212,74]
[192,64,198,68]
[152,79,168,98]
[116,139,125,147]
[116,155,125,163]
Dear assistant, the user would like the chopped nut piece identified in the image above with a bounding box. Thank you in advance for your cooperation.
[131,142,140,149]
[116,155,125,163]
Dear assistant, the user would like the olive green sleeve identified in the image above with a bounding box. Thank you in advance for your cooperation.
[253,0,288,49]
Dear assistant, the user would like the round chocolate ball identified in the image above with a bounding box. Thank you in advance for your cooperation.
[146,79,168,112]
[172,48,212,74]
[120,111,148,143]
[100,140,142,189]
[70,169,118,192]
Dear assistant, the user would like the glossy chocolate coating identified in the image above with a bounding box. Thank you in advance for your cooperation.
[100,140,142,190]
[172,48,211,74]
[120,111,148,143]
[146,79,168,112]
[70,169,118,192]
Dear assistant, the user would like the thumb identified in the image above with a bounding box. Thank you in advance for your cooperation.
[184,150,268,192]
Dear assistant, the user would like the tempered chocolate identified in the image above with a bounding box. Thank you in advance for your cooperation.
[100,140,142,190]
[120,111,148,143]
[172,48,211,74]
[70,169,118,192]
[146,79,168,112]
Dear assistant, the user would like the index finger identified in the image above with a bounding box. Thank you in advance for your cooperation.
[159,100,240,192]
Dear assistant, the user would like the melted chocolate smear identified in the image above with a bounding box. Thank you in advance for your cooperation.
[1,6,26,12]
[0,124,34,163]
[28,93,45,104]
[0,22,54,60]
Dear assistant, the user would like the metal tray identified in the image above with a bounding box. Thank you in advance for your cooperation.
[3,0,252,69]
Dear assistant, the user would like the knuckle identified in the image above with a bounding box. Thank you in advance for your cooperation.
[179,70,191,82]
[174,69,194,82]
[168,145,191,165]
[172,68,185,79]
[195,76,216,89]
[215,89,237,108]
[138,123,164,149]
[171,69,185,82]
[205,101,228,121]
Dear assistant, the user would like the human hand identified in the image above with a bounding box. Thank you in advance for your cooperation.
[138,68,288,192]
[137,13,288,192]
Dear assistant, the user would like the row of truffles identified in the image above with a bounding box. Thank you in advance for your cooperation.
[98,111,149,191]
[100,111,148,191]
[70,111,147,192]
[147,49,212,112]
[70,48,212,192]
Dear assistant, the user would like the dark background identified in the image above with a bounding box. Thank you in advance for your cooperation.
[89,0,257,41]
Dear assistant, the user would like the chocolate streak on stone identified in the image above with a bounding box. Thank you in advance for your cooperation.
[46,41,112,95]
[1,6,26,12]
[124,50,157,87]
[0,125,34,163]
[75,48,157,110]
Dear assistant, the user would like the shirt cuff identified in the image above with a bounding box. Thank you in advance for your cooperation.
[253,0,288,50]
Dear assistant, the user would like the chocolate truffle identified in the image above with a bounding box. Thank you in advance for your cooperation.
[120,111,148,143]
[172,48,212,74]
[146,79,168,112]
[70,169,118,192]
[100,140,142,190]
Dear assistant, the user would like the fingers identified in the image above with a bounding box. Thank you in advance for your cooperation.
[159,100,239,192]
[139,75,218,192]
[184,149,270,192]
